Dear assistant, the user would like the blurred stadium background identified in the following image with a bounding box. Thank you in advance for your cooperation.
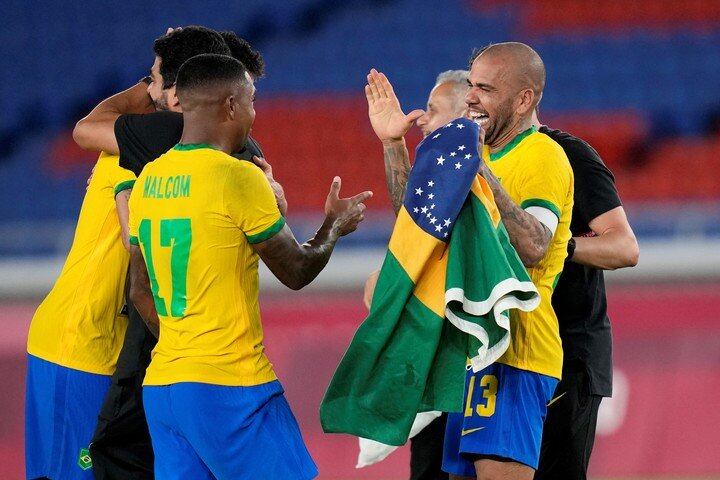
[2,1,720,479]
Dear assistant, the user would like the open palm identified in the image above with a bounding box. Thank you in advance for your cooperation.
[365,69,424,142]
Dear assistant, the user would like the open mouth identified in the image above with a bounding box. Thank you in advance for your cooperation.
[468,110,490,126]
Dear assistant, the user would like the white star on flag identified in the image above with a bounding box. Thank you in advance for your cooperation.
[455,162,462,169]
[464,153,472,159]
[450,151,457,157]
[413,207,419,213]
[458,145,466,151]
[421,206,428,213]
[456,124,465,129]
[433,133,441,139]
[428,193,435,199]
[444,232,448,238]
[430,204,436,209]
[429,217,437,224]
[435,225,443,232]
[437,156,445,165]
[444,122,453,128]
[426,212,432,218]
[428,181,434,187]
[415,187,423,195]
[444,218,451,227]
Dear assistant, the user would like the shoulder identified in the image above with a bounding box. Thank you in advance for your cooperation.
[116,111,183,132]
[540,126,614,181]
[521,131,571,172]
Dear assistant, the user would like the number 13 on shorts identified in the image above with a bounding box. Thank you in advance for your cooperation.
[464,374,498,418]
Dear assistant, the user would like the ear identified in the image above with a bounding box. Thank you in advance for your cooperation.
[516,89,534,116]
[225,95,236,121]
[167,85,181,113]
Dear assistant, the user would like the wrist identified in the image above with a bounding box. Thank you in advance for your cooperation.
[566,237,576,261]
[320,215,341,240]
[381,137,406,148]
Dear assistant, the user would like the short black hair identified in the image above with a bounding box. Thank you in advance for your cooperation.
[219,31,265,79]
[153,26,231,89]
[176,54,249,95]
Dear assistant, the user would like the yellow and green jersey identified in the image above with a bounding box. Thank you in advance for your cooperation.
[483,126,574,379]
[128,144,284,387]
[27,153,135,375]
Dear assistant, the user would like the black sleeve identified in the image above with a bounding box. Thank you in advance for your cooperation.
[114,111,184,176]
[564,138,623,226]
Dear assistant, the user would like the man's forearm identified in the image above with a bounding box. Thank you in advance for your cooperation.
[255,222,340,290]
[382,139,411,215]
[73,82,153,154]
[131,287,160,338]
[571,230,639,270]
[480,165,551,267]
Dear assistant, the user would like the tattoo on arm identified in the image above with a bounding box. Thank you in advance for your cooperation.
[383,140,411,215]
[253,222,340,290]
[481,165,552,267]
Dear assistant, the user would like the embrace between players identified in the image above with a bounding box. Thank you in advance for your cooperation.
[26,25,638,480]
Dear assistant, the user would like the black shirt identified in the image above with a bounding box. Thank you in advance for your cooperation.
[541,126,622,397]
[113,111,264,378]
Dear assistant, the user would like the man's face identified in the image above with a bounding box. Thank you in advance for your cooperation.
[229,73,257,150]
[465,54,521,146]
[416,82,468,137]
[147,56,180,112]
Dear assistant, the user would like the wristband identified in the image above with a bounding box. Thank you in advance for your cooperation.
[566,237,576,261]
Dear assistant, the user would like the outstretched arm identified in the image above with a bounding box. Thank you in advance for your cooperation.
[253,177,372,290]
[128,245,160,338]
[73,82,154,154]
[365,69,423,215]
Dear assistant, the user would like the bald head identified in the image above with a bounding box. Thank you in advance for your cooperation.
[473,42,545,107]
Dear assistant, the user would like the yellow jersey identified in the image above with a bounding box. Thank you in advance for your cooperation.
[27,153,135,375]
[128,144,285,387]
[483,127,574,379]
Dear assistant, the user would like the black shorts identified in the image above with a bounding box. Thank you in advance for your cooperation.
[410,413,449,480]
[534,370,603,480]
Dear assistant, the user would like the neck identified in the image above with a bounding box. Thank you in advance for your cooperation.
[179,123,234,155]
[488,115,533,153]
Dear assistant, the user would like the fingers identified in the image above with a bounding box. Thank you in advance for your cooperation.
[364,84,374,107]
[252,155,272,174]
[349,190,373,205]
[407,109,425,123]
[376,71,395,99]
[367,71,381,100]
[328,176,341,199]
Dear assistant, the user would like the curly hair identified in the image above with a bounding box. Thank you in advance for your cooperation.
[219,31,265,79]
[153,26,231,89]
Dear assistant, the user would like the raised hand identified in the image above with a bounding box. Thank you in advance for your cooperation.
[325,177,373,236]
[365,69,424,143]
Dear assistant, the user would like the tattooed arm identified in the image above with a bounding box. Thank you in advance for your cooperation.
[382,139,411,215]
[480,164,552,267]
[365,69,424,215]
[253,177,372,290]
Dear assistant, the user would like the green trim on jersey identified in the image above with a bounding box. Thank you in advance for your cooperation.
[114,180,136,196]
[129,235,139,246]
[489,126,537,161]
[173,143,221,151]
[520,198,561,219]
[246,217,286,244]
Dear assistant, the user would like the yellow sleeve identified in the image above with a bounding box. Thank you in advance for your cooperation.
[224,163,284,244]
[98,152,136,196]
[518,140,572,219]
[127,179,142,246]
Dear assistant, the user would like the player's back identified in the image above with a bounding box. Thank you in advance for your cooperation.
[27,153,135,375]
[128,144,285,387]
[483,127,574,379]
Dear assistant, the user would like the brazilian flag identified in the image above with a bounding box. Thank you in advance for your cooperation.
[320,118,539,446]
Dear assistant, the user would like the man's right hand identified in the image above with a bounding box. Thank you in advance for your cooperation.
[325,177,372,236]
[365,69,424,144]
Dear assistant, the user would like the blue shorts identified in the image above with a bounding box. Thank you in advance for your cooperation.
[25,354,112,480]
[143,380,317,480]
[443,363,558,475]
